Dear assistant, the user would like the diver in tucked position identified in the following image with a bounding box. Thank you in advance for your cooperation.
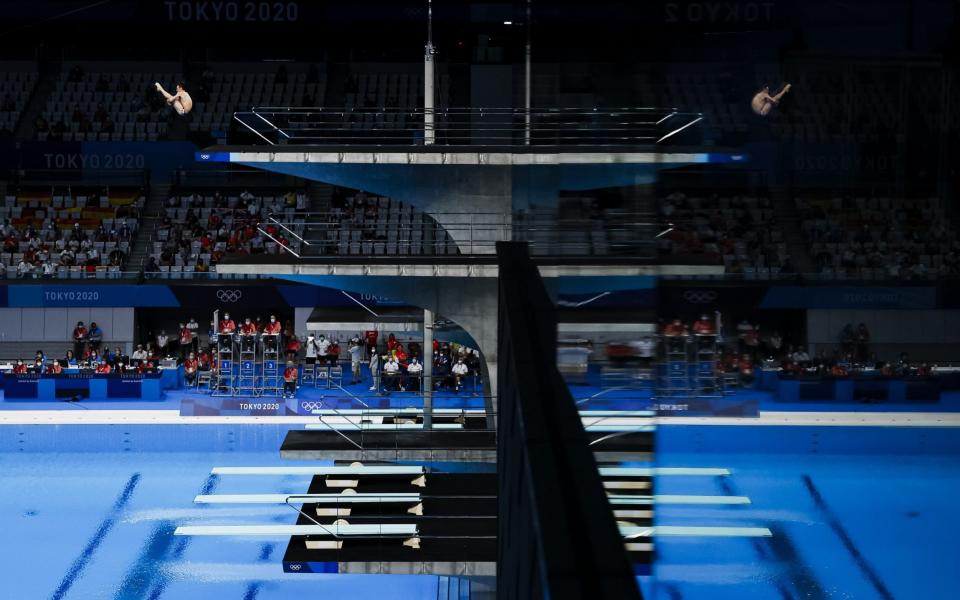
[751,83,791,116]
[155,81,193,116]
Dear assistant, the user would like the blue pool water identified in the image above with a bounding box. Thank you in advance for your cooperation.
[0,425,440,600]
[2,423,958,599]
[645,425,960,600]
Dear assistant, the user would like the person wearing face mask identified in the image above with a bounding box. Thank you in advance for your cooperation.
[315,334,330,366]
[452,357,469,392]
[304,333,319,366]
[382,355,400,391]
[348,335,364,384]
[240,317,257,352]
[263,315,282,352]
[12,359,28,375]
[283,360,299,398]
[178,322,193,359]
[186,317,200,352]
[405,356,423,392]
[218,313,236,351]
[183,351,199,386]
[73,321,88,359]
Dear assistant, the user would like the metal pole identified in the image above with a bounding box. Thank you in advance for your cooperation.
[423,308,434,429]
[424,0,436,145]
[524,0,531,145]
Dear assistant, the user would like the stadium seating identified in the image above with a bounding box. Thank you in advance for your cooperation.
[1,186,144,278]
[190,65,327,141]
[798,192,959,279]
[36,63,327,142]
[0,65,39,137]
[144,187,307,273]
[657,191,787,274]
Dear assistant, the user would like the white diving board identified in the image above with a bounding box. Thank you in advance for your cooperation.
[608,495,751,505]
[599,467,730,477]
[211,466,425,476]
[620,525,772,538]
[195,493,421,504]
[174,524,417,537]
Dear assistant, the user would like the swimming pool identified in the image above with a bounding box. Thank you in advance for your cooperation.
[0,424,441,600]
[2,423,958,599]
[645,425,960,600]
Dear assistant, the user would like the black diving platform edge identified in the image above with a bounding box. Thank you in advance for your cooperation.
[496,242,644,600]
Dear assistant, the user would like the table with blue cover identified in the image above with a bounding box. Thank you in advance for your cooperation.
[774,372,941,403]
[2,372,164,400]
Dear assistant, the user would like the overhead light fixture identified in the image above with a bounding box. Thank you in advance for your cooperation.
[503,20,513,25]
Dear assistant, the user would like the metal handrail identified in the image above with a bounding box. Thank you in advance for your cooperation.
[233,106,704,147]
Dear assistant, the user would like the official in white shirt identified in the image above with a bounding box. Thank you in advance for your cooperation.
[452,358,469,392]
[406,357,423,392]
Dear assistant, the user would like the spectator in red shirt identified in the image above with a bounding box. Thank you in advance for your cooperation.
[263,315,282,335]
[260,314,281,352]
[365,329,379,359]
[327,339,341,367]
[285,336,302,361]
[183,352,199,386]
[12,359,28,375]
[178,323,193,359]
[662,319,687,353]
[283,361,298,397]
[662,319,686,336]
[218,312,236,351]
[692,314,716,335]
[387,333,398,352]
[47,361,63,375]
[73,321,88,358]
[240,317,257,352]
[95,362,112,374]
[219,313,236,334]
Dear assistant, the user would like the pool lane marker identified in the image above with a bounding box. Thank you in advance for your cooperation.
[194,493,422,504]
[801,475,895,600]
[174,524,418,536]
[599,467,730,476]
[608,494,751,505]
[211,466,425,476]
[620,525,772,538]
[49,473,141,600]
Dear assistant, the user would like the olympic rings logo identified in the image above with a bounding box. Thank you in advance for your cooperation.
[200,154,210,160]
[682,290,718,304]
[301,402,325,411]
[288,564,302,571]
[216,289,243,302]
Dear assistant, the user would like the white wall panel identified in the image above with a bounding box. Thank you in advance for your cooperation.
[43,308,69,342]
